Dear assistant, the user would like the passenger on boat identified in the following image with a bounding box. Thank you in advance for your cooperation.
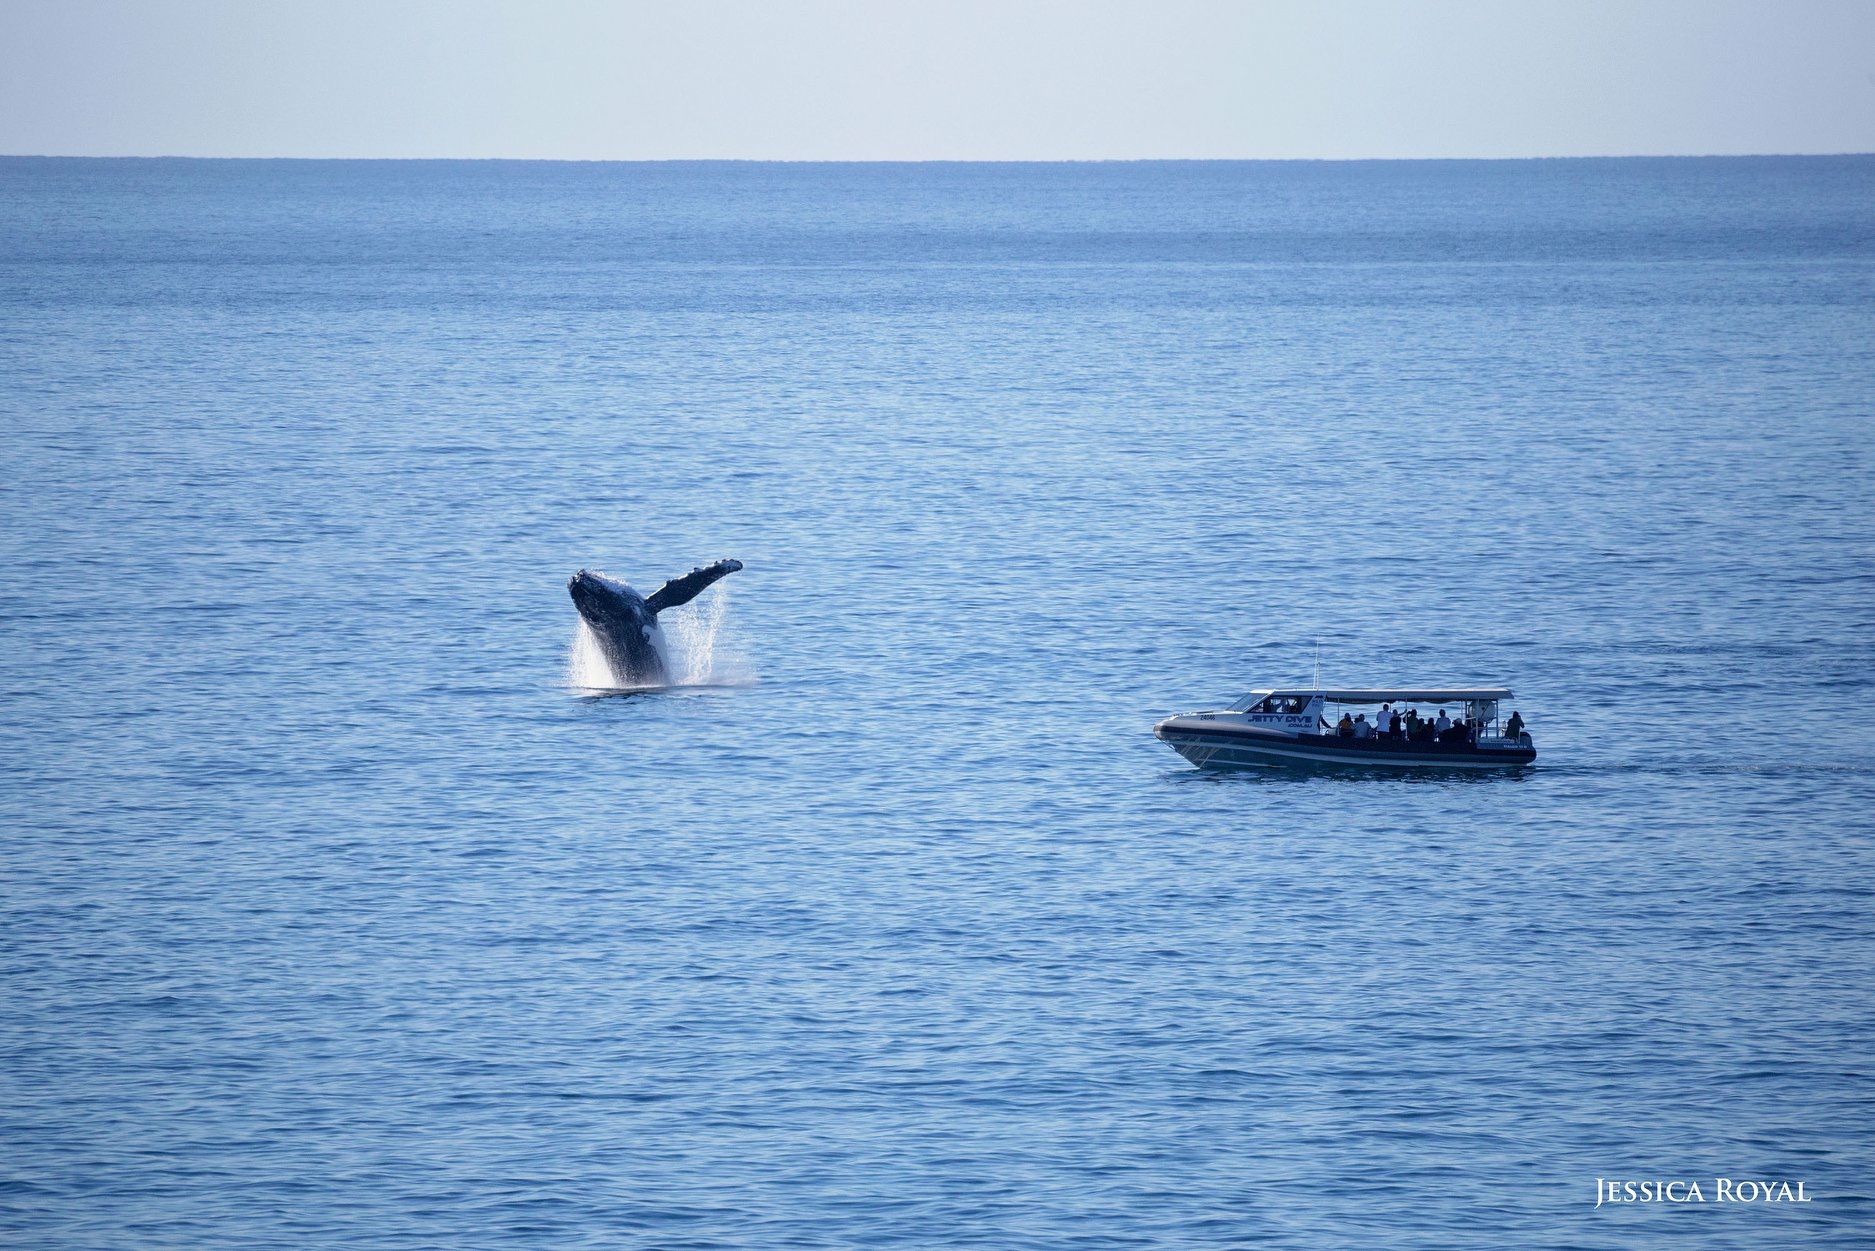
[1505,710,1525,739]
[1435,709,1451,735]
[1336,713,1354,737]
[1352,714,1373,740]
[1377,704,1393,739]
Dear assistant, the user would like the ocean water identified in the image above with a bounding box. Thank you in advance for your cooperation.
[2,156,1872,1249]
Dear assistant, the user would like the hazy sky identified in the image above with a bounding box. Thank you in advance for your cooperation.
[3,0,1872,159]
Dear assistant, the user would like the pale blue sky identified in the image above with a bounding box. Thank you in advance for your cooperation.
[3,0,1871,159]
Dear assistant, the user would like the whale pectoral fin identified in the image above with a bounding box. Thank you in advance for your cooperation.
[644,559,742,614]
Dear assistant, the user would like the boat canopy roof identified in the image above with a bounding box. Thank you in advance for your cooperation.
[1270,687,1514,704]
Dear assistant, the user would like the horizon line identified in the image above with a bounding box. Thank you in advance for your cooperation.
[5,151,1874,164]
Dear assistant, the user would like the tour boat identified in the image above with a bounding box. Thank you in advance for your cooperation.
[1153,687,1536,770]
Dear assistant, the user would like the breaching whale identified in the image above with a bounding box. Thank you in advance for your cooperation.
[568,559,742,687]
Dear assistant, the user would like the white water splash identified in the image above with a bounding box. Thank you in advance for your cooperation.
[566,585,752,692]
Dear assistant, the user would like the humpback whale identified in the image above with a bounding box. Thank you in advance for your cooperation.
[568,559,742,687]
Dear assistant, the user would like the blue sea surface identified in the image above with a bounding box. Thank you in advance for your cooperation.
[2,157,1873,1249]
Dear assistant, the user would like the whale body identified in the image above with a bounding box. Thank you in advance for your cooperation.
[568,559,742,687]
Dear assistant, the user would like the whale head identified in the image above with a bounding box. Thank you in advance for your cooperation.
[568,568,641,621]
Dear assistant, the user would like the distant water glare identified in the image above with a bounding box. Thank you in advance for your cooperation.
[566,584,750,691]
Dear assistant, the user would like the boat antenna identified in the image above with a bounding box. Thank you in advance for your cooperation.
[1314,640,1322,690]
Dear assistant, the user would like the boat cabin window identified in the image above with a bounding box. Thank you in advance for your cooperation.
[1250,695,1311,714]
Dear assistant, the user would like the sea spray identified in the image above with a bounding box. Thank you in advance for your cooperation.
[657,584,724,686]
[567,618,621,690]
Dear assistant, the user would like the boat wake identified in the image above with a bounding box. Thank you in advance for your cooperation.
[566,584,754,694]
